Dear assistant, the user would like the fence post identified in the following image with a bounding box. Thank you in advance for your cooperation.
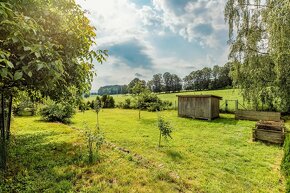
[235,100,238,112]
[225,100,228,112]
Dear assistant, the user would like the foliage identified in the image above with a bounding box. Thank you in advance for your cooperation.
[0,0,107,101]
[13,91,38,116]
[224,0,290,112]
[183,64,232,91]
[117,98,132,109]
[98,85,128,95]
[157,116,173,147]
[0,0,107,169]
[78,100,90,112]
[40,102,75,123]
[282,134,290,192]
[118,91,172,112]
[84,124,104,164]
[95,95,115,108]
[128,78,146,94]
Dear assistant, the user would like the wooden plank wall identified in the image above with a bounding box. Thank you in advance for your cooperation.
[211,98,220,118]
[178,97,220,120]
[235,110,281,121]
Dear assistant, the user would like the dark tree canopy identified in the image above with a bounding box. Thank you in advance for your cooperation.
[0,0,107,100]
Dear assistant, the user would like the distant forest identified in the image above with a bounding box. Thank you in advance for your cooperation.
[97,63,232,95]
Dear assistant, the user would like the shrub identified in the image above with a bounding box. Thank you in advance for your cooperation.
[84,122,104,164]
[119,98,131,109]
[135,92,172,111]
[95,95,115,108]
[282,134,290,192]
[157,116,173,147]
[78,101,90,112]
[13,97,37,116]
[40,102,75,123]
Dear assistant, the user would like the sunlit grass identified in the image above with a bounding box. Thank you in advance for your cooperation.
[2,108,286,192]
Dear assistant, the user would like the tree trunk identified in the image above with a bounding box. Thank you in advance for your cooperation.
[6,95,12,140]
[138,109,141,120]
[158,130,161,147]
[0,94,6,170]
[96,113,99,131]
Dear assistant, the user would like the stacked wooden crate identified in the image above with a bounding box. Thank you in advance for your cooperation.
[253,121,286,145]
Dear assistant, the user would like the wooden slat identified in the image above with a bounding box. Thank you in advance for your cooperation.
[235,110,281,121]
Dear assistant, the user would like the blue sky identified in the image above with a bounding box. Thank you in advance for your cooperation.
[76,0,229,90]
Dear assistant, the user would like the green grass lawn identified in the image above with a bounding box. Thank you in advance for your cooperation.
[2,108,287,192]
[86,89,244,111]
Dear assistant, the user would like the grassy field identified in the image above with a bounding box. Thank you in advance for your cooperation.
[87,89,244,111]
[2,108,287,192]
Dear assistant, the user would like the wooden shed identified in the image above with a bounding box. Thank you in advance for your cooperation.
[177,95,222,120]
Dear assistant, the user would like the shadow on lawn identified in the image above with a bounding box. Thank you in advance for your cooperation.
[178,116,240,126]
[1,132,84,192]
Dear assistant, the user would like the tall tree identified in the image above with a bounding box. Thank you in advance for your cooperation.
[225,0,290,111]
[0,0,107,169]
[163,72,173,93]
[171,74,182,92]
[151,73,163,93]
[128,78,146,94]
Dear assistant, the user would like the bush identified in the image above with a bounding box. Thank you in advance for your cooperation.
[40,102,75,123]
[95,95,115,108]
[118,98,131,109]
[282,134,290,192]
[13,96,37,116]
[78,101,90,112]
[135,92,172,111]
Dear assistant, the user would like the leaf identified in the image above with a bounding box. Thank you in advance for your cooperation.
[6,60,13,68]
[14,71,23,80]
[37,63,44,70]
[0,59,14,68]
[12,36,18,43]
[28,71,32,77]
[0,68,8,78]
[24,46,31,51]
[35,52,40,58]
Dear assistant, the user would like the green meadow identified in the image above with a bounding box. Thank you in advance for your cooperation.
[2,108,287,192]
[87,89,244,111]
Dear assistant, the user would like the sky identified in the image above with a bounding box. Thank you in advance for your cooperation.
[76,0,229,91]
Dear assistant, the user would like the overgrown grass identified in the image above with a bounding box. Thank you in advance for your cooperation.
[1,109,286,192]
[282,133,290,193]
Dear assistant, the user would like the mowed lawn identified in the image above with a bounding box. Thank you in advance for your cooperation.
[4,109,286,192]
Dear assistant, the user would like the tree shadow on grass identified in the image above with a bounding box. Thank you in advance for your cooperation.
[1,132,84,193]
[178,116,240,126]
[165,149,183,162]
[211,117,240,125]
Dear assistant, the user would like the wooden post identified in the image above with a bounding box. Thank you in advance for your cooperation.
[175,100,177,110]
[208,97,212,120]
[225,100,228,112]
[235,100,238,112]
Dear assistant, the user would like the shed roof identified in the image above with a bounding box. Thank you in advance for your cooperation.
[176,94,222,99]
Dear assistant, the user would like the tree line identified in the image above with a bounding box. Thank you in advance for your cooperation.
[97,63,232,95]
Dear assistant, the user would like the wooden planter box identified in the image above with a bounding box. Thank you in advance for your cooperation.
[253,121,286,145]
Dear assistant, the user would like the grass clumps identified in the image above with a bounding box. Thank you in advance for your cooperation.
[282,134,290,192]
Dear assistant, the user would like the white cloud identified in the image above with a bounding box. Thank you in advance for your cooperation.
[152,0,227,48]
[76,0,230,90]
